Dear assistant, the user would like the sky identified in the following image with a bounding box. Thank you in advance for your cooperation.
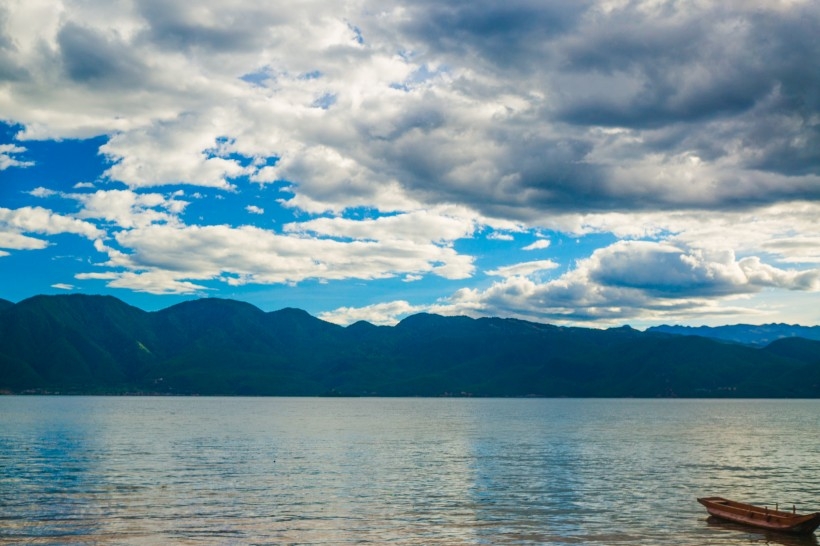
[1,0,820,328]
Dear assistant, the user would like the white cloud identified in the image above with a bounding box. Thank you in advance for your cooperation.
[0,206,102,256]
[79,221,475,293]
[246,205,264,215]
[0,144,34,170]
[486,231,514,241]
[0,231,49,251]
[28,188,189,229]
[522,239,550,251]
[73,190,188,228]
[528,202,820,267]
[51,283,75,290]
[29,187,57,198]
[75,271,208,295]
[286,207,478,244]
[739,257,820,291]
[0,206,104,247]
[100,113,252,189]
[320,300,426,326]
[431,241,820,325]
[486,259,559,278]
[586,241,750,297]
[763,237,820,265]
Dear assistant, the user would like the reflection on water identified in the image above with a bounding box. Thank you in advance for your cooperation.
[1,397,820,544]
[706,517,820,546]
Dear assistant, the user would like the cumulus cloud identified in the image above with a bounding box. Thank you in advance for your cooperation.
[287,207,478,244]
[524,202,820,267]
[74,190,188,228]
[739,257,820,291]
[430,241,820,325]
[487,231,515,241]
[523,239,550,251]
[369,0,820,216]
[0,231,48,251]
[320,300,426,326]
[246,205,264,215]
[75,270,208,295]
[28,187,57,198]
[486,259,559,278]
[2,0,817,217]
[2,0,820,326]
[0,144,33,170]
[80,222,475,294]
[0,206,103,261]
[29,188,188,229]
[0,207,103,250]
[100,115,253,189]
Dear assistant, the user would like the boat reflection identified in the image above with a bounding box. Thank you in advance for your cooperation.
[706,516,820,546]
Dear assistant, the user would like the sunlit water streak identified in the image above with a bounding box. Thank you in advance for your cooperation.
[1,397,820,545]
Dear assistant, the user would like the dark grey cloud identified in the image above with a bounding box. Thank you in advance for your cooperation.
[0,8,27,82]
[551,6,819,127]
[550,4,820,176]
[57,22,146,86]
[398,0,592,72]
[555,14,766,126]
[11,0,820,221]
[373,1,820,217]
[135,1,285,53]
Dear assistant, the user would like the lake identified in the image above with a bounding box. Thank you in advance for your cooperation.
[1,397,819,545]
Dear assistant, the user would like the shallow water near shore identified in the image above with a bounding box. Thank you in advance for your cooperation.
[2,397,820,545]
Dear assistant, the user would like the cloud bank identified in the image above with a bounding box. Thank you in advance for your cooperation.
[1,0,819,326]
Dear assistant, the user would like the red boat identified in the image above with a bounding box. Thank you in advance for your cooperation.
[698,497,820,535]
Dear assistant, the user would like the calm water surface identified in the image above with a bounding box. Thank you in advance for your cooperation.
[1,397,820,545]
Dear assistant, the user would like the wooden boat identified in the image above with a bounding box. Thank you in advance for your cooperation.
[698,497,820,535]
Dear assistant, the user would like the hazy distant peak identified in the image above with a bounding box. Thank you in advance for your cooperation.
[646,323,820,347]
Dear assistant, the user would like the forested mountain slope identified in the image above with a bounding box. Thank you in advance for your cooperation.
[1,295,818,397]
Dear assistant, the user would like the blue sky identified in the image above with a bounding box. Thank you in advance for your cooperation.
[2,0,820,327]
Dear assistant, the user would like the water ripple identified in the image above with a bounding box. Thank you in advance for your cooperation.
[2,397,820,544]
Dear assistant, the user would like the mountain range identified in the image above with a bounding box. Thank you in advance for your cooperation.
[1,294,819,397]
[646,323,820,347]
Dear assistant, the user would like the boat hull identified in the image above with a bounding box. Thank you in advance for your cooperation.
[698,497,820,536]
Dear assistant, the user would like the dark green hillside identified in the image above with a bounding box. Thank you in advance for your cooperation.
[1,294,819,396]
[344,316,817,398]
[763,337,820,363]
[151,298,272,356]
[0,299,13,313]
[144,300,347,395]
[0,295,156,391]
[145,298,280,394]
[760,338,820,396]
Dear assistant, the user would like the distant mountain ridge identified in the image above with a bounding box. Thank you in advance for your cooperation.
[646,324,820,347]
[1,294,819,397]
